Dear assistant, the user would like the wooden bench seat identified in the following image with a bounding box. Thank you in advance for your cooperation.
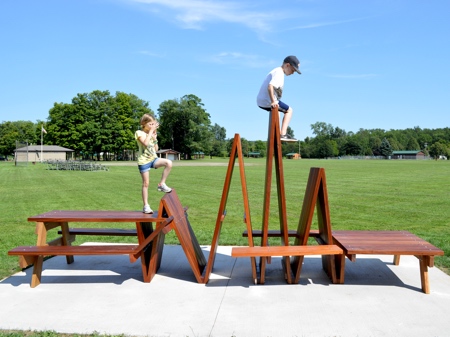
[242,229,320,238]
[58,228,138,236]
[232,245,342,257]
[243,229,444,293]
[9,244,138,256]
[330,230,444,294]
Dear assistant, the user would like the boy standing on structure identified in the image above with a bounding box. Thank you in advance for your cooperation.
[257,55,301,142]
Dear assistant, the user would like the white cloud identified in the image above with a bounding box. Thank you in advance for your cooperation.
[123,0,285,35]
[208,52,275,68]
[138,50,165,57]
[285,16,372,31]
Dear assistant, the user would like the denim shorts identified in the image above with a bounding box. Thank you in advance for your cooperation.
[259,100,290,113]
[138,158,159,173]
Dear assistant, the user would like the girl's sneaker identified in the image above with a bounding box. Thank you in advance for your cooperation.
[157,183,172,193]
[143,204,153,214]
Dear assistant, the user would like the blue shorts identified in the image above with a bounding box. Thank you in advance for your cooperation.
[259,100,290,113]
[138,158,159,173]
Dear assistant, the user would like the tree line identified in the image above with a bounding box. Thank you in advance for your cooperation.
[0,91,227,160]
[1,90,449,160]
[299,122,450,159]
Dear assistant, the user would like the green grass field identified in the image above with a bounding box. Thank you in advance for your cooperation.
[0,158,449,281]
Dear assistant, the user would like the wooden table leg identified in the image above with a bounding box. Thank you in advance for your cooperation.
[419,256,430,294]
[28,222,48,287]
[136,221,165,283]
[31,256,43,288]
[60,222,74,264]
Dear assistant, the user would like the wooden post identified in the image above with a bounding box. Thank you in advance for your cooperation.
[259,107,292,284]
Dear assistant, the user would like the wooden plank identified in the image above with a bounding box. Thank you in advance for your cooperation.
[28,210,164,223]
[57,228,138,236]
[8,244,138,256]
[335,245,443,255]
[232,245,342,257]
[243,229,320,238]
[158,190,206,283]
[332,230,444,256]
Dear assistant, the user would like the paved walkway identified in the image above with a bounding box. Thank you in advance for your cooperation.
[1,245,450,337]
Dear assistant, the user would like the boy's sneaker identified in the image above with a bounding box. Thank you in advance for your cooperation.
[280,134,298,142]
[143,204,153,214]
[157,183,172,193]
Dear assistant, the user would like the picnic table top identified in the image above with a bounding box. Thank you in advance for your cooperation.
[28,210,165,223]
[332,230,444,256]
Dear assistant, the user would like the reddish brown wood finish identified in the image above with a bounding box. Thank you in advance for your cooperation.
[232,245,342,257]
[28,210,162,223]
[58,228,138,236]
[330,230,444,293]
[8,191,208,288]
[259,107,291,284]
[156,190,207,283]
[232,166,342,284]
[9,245,138,255]
[203,134,257,283]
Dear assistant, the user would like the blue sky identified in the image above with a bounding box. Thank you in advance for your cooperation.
[1,0,449,141]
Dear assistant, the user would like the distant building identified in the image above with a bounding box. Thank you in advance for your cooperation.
[15,145,74,162]
[391,150,425,160]
[192,151,205,159]
[286,153,301,159]
[248,152,260,158]
[157,149,181,161]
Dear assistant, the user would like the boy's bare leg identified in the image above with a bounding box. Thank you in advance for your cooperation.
[280,107,293,135]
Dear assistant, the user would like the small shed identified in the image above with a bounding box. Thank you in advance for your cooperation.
[15,145,74,162]
[157,149,181,161]
[248,152,260,158]
[193,152,205,159]
[286,153,301,159]
[392,150,425,160]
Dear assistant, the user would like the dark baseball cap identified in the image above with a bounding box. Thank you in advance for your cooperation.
[284,55,301,74]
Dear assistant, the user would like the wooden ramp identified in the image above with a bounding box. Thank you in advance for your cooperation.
[146,190,207,283]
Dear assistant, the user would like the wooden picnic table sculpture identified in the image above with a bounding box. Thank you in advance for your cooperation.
[8,106,444,292]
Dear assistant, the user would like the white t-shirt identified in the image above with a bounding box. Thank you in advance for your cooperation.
[256,66,284,108]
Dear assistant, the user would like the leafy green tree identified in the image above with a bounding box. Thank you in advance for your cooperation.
[406,137,420,151]
[254,140,266,157]
[428,141,449,159]
[0,121,37,156]
[310,121,334,138]
[157,94,214,159]
[210,123,227,157]
[369,135,382,156]
[341,137,363,156]
[46,90,152,160]
[314,139,338,158]
[379,137,393,158]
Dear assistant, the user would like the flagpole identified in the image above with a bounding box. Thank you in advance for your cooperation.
[41,127,43,163]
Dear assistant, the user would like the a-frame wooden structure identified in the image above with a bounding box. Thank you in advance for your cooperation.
[231,107,342,284]
[147,108,341,285]
[259,106,292,284]
[141,190,208,283]
[202,133,257,283]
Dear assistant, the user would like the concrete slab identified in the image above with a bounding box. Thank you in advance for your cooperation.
[1,245,450,337]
